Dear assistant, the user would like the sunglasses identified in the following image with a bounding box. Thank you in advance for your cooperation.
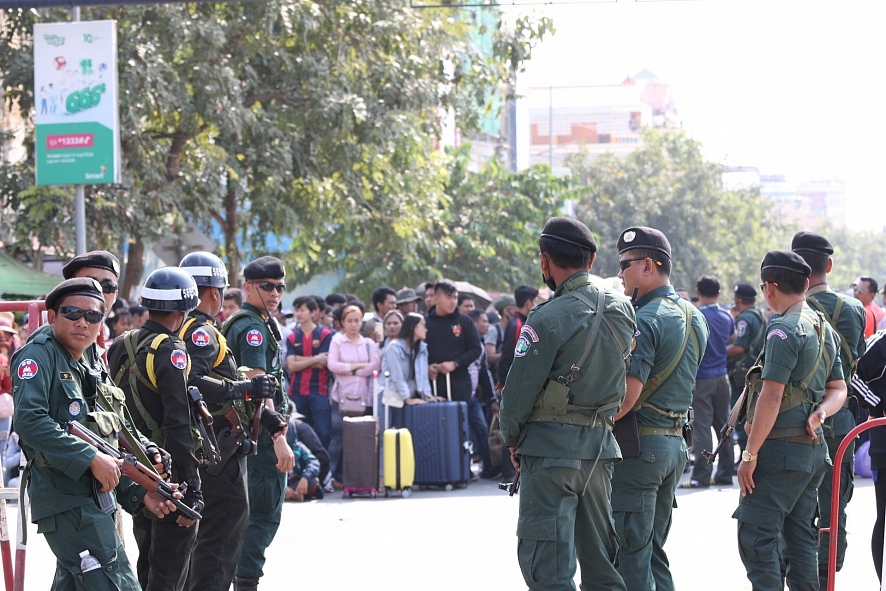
[92,279,118,294]
[254,281,286,294]
[618,257,647,271]
[759,281,779,291]
[58,306,105,324]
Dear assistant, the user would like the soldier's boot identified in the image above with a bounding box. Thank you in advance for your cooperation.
[233,576,259,591]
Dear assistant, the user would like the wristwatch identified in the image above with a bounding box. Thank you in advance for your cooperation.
[741,449,758,462]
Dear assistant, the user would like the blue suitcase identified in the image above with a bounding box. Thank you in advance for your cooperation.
[403,401,472,490]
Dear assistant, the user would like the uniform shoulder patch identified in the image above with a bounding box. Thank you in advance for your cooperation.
[767,329,788,341]
[191,329,211,347]
[68,401,82,418]
[170,349,188,370]
[515,336,531,358]
[17,359,38,380]
[736,320,748,337]
[519,325,539,343]
[246,329,264,347]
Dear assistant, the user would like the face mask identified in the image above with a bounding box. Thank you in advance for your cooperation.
[541,273,557,292]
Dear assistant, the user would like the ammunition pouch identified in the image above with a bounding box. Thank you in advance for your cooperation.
[527,379,618,428]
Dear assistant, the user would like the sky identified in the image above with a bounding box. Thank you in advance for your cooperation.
[501,0,886,231]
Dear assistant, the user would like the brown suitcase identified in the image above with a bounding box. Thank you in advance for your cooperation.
[342,416,379,498]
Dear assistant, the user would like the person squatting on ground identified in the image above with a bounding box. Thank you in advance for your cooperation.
[500,217,636,591]
[733,250,846,591]
[610,226,708,591]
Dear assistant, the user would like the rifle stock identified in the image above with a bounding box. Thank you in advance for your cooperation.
[702,383,748,463]
[65,421,202,521]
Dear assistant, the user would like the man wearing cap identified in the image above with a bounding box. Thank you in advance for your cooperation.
[726,282,766,457]
[176,253,279,591]
[501,217,636,591]
[734,250,846,591]
[499,285,540,385]
[13,278,179,591]
[108,267,205,591]
[611,226,708,591]
[395,288,422,316]
[791,231,866,586]
[222,256,293,591]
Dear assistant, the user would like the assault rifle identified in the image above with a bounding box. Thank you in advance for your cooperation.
[65,421,203,521]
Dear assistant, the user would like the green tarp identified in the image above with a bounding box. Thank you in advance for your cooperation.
[0,252,62,298]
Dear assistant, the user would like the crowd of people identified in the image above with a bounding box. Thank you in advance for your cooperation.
[3,222,886,591]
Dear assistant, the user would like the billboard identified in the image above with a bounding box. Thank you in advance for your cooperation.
[34,20,120,185]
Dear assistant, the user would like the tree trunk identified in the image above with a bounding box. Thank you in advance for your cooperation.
[224,176,240,286]
[123,239,145,302]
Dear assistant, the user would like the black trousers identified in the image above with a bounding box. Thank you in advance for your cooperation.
[133,506,198,591]
[186,454,249,591]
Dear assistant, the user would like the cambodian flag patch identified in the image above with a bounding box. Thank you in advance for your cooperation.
[17,359,38,380]
[191,329,210,347]
[246,329,264,347]
[170,349,188,370]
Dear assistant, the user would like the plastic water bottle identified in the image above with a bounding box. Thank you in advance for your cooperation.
[79,550,101,573]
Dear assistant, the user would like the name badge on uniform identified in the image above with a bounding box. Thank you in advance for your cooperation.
[59,371,74,381]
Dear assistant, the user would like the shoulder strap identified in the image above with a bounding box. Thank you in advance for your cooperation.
[221,308,265,336]
[807,294,857,375]
[121,331,172,446]
[636,296,699,407]
[746,308,766,351]
[794,310,828,393]
[563,288,607,384]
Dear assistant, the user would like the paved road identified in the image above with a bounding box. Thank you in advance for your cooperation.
[2,475,880,590]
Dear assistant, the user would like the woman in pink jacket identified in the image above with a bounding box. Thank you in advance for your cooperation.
[326,305,381,484]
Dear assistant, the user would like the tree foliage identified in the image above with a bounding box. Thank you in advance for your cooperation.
[1,1,552,297]
[566,129,796,293]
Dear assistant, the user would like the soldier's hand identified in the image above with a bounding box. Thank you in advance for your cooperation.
[90,454,122,492]
[274,434,295,474]
[176,489,203,528]
[143,491,178,519]
[508,446,520,472]
[145,443,172,481]
[806,408,827,439]
[247,375,276,400]
[737,459,756,497]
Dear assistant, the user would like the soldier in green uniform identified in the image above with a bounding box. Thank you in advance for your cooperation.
[12,278,178,591]
[177,252,279,591]
[726,282,766,456]
[500,217,636,591]
[610,227,708,591]
[223,256,293,591]
[791,231,866,587]
[734,251,846,591]
[107,267,205,591]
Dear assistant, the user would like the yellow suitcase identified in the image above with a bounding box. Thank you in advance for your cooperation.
[383,428,415,497]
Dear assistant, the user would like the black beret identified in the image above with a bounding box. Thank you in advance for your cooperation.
[243,256,285,280]
[540,217,597,252]
[617,226,671,258]
[791,231,834,257]
[45,278,106,310]
[733,282,757,298]
[62,250,120,279]
[761,251,811,277]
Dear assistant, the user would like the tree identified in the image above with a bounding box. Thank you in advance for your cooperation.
[566,128,796,293]
[1,2,551,298]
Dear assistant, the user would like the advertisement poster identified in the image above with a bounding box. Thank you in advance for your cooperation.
[34,20,120,186]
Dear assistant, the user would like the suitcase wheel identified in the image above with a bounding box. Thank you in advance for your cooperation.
[384,488,391,498]
[444,483,453,492]
[342,490,350,499]
[370,489,377,498]
[401,487,412,499]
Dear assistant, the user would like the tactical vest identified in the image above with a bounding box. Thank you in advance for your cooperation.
[113,329,205,456]
[744,310,830,430]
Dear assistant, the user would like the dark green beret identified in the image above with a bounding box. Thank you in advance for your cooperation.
[243,256,285,280]
[45,278,106,310]
[540,217,597,252]
[733,282,757,298]
[617,226,671,258]
[761,251,811,277]
[791,231,834,256]
[62,250,120,279]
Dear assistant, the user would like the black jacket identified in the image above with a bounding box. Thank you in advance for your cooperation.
[425,306,482,402]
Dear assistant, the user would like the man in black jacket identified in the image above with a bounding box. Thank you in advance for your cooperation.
[426,280,482,402]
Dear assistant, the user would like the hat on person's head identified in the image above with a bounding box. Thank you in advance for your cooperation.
[62,250,120,279]
[617,227,671,258]
[733,282,757,299]
[0,318,15,334]
[761,251,811,278]
[395,288,421,305]
[243,256,285,280]
[791,231,834,257]
[492,295,516,313]
[44,278,106,311]
[540,217,597,252]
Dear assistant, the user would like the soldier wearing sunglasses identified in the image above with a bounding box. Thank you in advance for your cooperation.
[12,278,179,591]
[222,256,293,591]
